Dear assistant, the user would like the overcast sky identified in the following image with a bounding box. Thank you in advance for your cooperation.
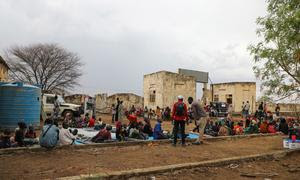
[0,0,267,97]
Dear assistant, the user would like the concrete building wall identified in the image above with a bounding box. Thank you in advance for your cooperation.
[212,82,256,113]
[64,94,90,105]
[95,93,144,114]
[144,71,196,110]
[144,72,165,110]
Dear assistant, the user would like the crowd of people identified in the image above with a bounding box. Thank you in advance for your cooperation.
[1,95,300,149]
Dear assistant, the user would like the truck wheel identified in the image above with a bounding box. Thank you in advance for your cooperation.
[62,110,73,118]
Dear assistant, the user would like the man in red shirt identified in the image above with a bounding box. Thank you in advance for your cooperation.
[172,95,188,146]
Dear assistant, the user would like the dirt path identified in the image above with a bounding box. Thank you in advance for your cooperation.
[0,136,285,179]
[150,151,300,180]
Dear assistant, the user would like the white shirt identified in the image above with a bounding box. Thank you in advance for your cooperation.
[59,128,76,145]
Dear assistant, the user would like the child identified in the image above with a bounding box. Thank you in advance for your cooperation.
[0,129,12,148]
[15,122,27,147]
[88,115,96,128]
[24,125,38,145]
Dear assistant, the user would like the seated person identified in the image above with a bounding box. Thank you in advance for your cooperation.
[268,121,277,134]
[88,115,96,128]
[39,119,60,149]
[92,125,112,143]
[244,120,259,134]
[278,118,289,135]
[115,120,123,141]
[205,120,218,137]
[25,125,36,138]
[212,122,220,134]
[94,118,103,130]
[245,116,251,128]
[127,114,138,126]
[64,113,73,126]
[128,121,147,140]
[218,122,229,136]
[233,122,244,135]
[96,117,103,125]
[259,119,269,133]
[59,122,76,146]
[142,118,153,137]
[153,119,168,140]
[15,122,27,147]
[0,129,12,149]
[24,125,38,145]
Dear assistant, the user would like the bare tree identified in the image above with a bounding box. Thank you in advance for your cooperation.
[5,43,83,93]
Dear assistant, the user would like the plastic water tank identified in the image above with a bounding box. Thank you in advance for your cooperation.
[0,82,41,130]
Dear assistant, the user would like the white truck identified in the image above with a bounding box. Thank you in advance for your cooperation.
[42,94,81,118]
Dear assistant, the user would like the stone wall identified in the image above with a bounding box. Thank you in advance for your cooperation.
[255,102,300,116]
[95,93,144,114]
[64,94,90,105]
[144,71,196,110]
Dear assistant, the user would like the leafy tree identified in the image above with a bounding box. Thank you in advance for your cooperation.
[249,0,300,100]
[5,43,83,93]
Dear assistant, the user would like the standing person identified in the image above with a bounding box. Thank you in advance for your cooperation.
[53,95,61,121]
[188,97,207,145]
[144,106,149,119]
[263,103,268,117]
[275,104,280,117]
[111,104,116,123]
[258,102,264,120]
[115,98,120,122]
[172,95,188,146]
[129,105,136,114]
[244,101,250,117]
[156,106,161,120]
[241,102,245,118]
[118,101,124,122]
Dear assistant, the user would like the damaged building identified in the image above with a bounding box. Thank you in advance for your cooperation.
[144,71,196,110]
[95,93,144,114]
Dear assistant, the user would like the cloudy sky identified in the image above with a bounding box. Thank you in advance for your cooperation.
[0,0,267,97]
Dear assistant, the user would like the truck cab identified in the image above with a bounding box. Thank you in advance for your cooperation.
[42,94,80,118]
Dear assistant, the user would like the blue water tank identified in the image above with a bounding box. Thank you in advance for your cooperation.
[0,82,41,130]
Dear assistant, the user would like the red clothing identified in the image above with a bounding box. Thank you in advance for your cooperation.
[88,118,95,127]
[172,100,188,121]
[25,131,36,139]
[96,129,112,140]
[268,125,276,134]
[116,121,122,130]
[127,114,137,123]
[233,125,243,135]
[260,122,268,133]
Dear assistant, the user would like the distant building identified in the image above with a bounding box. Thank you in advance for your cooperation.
[0,56,9,82]
[144,71,196,110]
[211,82,256,113]
[95,93,144,114]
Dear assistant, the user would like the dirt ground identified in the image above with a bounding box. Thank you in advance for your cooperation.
[146,151,300,180]
[0,136,285,180]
